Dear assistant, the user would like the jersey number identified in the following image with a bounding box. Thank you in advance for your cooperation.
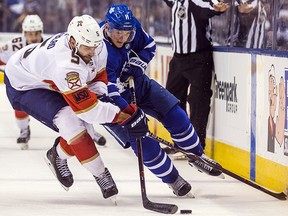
[12,37,23,51]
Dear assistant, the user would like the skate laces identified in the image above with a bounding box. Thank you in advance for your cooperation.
[55,157,71,177]
[200,154,221,168]
[95,169,114,190]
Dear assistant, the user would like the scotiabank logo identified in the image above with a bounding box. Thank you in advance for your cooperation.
[214,74,238,113]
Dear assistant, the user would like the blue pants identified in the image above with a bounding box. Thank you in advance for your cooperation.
[5,75,68,131]
[104,78,182,183]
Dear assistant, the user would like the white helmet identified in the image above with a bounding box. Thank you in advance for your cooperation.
[67,15,103,49]
[22,15,43,32]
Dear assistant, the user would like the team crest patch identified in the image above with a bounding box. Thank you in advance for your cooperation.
[65,72,82,89]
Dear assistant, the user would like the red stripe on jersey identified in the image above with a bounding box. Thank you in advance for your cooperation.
[87,68,108,85]
[43,80,60,91]
[63,87,98,113]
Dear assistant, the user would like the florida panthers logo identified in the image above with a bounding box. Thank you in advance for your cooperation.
[65,72,82,90]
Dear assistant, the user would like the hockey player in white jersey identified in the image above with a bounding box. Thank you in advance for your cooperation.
[0,14,107,149]
[0,14,43,149]
[4,14,149,199]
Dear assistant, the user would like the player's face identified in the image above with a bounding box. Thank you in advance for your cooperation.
[24,31,42,44]
[108,29,132,48]
[78,45,97,63]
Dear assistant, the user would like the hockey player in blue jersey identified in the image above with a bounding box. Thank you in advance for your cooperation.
[100,4,221,197]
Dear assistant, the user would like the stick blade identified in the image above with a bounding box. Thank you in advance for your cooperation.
[143,200,178,214]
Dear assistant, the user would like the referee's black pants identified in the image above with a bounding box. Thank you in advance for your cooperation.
[166,50,213,149]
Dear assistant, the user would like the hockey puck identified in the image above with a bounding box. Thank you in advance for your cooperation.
[180,209,192,214]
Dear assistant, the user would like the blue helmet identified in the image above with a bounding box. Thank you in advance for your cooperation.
[106,4,136,32]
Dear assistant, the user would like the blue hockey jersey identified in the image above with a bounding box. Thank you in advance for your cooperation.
[100,19,156,110]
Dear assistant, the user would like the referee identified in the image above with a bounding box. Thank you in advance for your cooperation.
[163,0,230,149]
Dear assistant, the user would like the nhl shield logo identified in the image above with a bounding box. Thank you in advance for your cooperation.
[177,5,186,20]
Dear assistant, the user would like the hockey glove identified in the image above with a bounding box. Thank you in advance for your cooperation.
[120,53,147,82]
[119,104,148,139]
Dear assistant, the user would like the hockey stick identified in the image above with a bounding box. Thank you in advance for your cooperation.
[136,138,178,213]
[129,78,178,214]
[221,169,287,200]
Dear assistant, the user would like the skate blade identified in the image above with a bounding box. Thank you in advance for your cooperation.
[44,157,69,191]
[20,143,29,150]
[171,152,187,160]
[109,195,117,206]
[185,192,195,199]
[218,173,225,179]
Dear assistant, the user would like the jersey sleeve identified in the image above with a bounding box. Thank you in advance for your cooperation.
[132,20,156,64]
[53,60,120,124]
[190,0,223,18]
[105,47,129,110]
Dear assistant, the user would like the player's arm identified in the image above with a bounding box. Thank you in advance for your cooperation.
[106,59,130,110]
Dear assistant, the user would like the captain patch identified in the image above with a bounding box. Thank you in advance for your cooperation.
[65,72,82,90]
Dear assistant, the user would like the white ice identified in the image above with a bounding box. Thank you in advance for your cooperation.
[0,84,287,216]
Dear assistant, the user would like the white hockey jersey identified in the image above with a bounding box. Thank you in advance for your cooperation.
[0,35,28,64]
[5,32,120,124]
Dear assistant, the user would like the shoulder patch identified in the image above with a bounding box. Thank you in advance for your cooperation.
[65,72,82,90]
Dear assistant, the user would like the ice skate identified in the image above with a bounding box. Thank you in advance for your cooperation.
[163,146,187,160]
[17,126,30,150]
[188,154,224,178]
[168,175,192,197]
[95,168,118,200]
[45,138,74,191]
[93,131,106,146]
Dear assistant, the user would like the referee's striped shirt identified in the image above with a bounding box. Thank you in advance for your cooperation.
[164,0,222,54]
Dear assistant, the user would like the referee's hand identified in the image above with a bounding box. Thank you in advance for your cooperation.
[213,2,230,12]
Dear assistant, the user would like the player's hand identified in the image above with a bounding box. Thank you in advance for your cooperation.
[120,64,143,82]
[114,104,148,139]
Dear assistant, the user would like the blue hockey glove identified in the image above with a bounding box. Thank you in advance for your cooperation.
[120,104,148,139]
[120,52,147,82]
